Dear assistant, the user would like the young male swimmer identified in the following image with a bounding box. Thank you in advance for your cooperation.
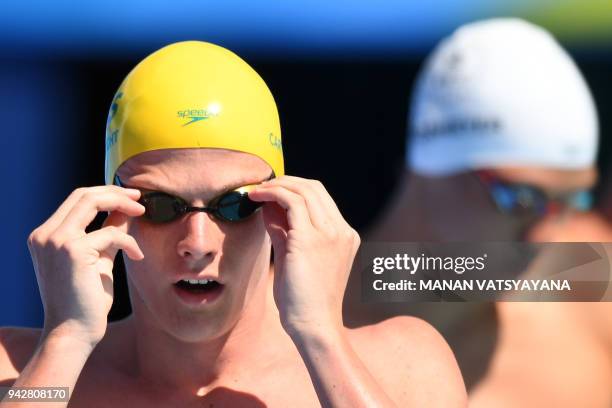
[0,41,466,407]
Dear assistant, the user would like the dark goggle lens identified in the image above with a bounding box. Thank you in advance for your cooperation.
[215,191,262,221]
[139,190,261,223]
[140,193,185,223]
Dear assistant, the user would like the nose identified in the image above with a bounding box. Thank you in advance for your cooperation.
[176,211,218,266]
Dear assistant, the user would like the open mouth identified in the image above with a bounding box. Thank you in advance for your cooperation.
[175,279,221,292]
[173,279,224,305]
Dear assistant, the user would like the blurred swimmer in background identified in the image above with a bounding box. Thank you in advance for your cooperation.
[346,18,612,406]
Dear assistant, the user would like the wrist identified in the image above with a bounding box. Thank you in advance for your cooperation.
[41,324,99,356]
[286,320,345,349]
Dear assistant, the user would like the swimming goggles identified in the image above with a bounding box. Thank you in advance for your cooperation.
[114,174,273,223]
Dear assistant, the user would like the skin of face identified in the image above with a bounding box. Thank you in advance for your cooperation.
[115,148,274,343]
[404,166,597,241]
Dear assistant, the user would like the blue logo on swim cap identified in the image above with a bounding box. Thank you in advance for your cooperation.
[105,92,123,152]
[107,92,123,126]
[105,129,118,152]
[268,132,282,151]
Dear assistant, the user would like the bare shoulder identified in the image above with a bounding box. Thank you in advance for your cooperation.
[346,316,467,407]
[0,327,42,384]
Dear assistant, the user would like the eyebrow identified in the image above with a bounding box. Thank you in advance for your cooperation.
[118,173,273,197]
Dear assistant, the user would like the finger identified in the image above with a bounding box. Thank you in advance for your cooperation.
[284,176,344,220]
[82,226,144,261]
[39,186,141,239]
[248,186,313,231]
[56,191,145,236]
[102,210,131,234]
[262,203,289,260]
[257,176,341,230]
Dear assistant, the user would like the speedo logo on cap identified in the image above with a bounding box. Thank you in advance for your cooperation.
[177,103,221,126]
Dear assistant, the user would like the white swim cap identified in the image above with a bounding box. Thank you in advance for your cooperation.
[407,18,599,175]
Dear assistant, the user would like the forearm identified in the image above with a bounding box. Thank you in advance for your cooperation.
[2,333,93,408]
[292,329,397,408]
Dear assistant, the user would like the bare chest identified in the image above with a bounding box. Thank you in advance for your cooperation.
[68,361,321,408]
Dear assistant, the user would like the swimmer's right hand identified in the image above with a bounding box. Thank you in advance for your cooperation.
[27,186,145,349]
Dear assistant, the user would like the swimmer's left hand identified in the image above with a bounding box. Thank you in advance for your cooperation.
[248,176,360,339]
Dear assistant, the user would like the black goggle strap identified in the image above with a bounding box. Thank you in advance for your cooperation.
[182,205,216,215]
[142,193,217,217]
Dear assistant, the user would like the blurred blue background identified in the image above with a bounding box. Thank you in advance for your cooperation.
[2,0,611,327]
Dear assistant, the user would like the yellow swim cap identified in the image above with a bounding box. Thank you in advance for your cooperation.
[105,41,284,184]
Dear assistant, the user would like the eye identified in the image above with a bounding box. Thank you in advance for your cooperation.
[141,192,186,223]
[215,191,261,221]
